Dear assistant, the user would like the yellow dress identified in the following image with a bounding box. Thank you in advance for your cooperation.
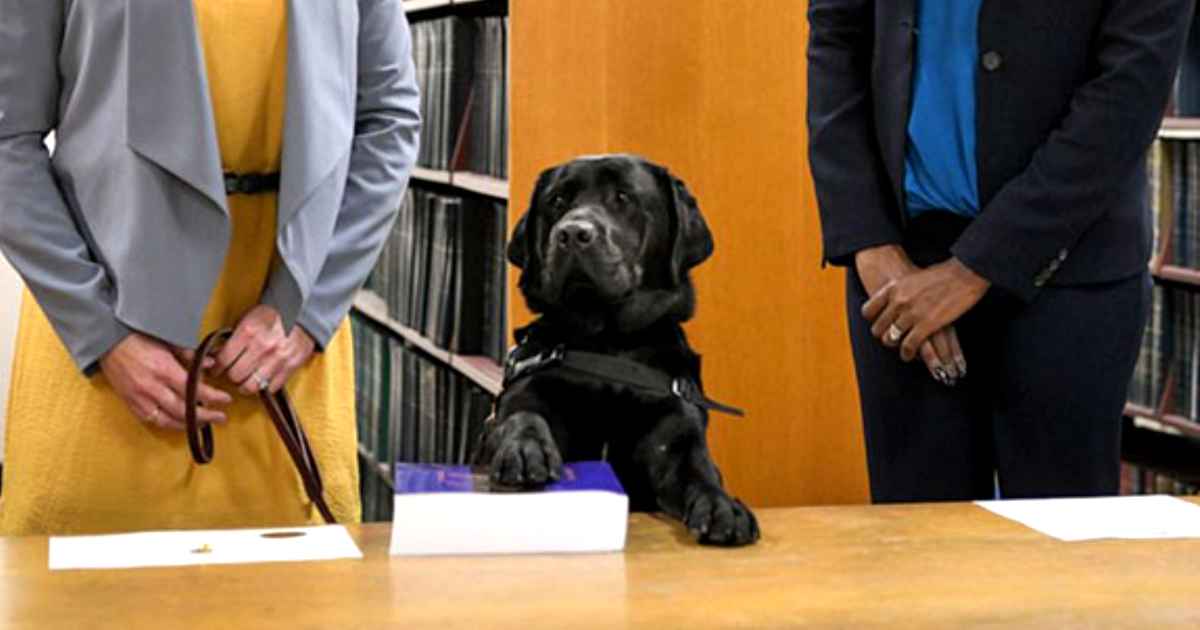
[0,0,361,535]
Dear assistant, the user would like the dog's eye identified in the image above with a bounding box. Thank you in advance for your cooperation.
[550,194,567,210]
[615,191,632,205]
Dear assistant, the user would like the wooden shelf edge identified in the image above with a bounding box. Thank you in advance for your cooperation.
[451,354,504,396]
[1124,402,1200,440]
[404,0,452,13]
[1160,117,1200,140]
[1152,263,1200,289]
[352,291,452,364]
[451,171,510,199]
[357,443,395,490]
[411,166,454,184]
[352,290,504,395]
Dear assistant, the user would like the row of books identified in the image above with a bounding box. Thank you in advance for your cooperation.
[1148,139,1200,269]
[359,458,396,524]
[1121,463,1199,496]
[413,16,509,178]
[353,314,496,522]
[1128,287,1197,417]
[364,187,507,363]
[1167,15,1200,117]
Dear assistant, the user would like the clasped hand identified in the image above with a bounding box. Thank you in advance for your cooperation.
[855,246,990,386]
[99,304,317,430]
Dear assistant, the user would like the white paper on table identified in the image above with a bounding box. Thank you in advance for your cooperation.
[49,525,363,571]
[976,495,1200,541]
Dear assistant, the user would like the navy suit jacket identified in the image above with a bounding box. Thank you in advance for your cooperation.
[807,0,1196,302]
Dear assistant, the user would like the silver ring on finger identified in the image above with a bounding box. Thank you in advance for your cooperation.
[886,323,905,345]
[254,371,270,392]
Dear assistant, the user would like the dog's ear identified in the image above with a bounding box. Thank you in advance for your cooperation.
[507,166,558,270]
[657,168,714,284]
[506,212,531,269]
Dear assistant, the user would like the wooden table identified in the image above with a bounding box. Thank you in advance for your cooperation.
[3,502,1200,629]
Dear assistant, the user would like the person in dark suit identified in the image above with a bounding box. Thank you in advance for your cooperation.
[807,0,1196,502]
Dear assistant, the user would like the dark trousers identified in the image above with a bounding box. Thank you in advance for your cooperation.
[847,212,1151,502]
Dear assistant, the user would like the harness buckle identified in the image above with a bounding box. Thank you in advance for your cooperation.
[671,377,693,402]
[505,344,567,385]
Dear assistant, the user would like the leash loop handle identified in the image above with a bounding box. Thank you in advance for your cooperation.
[184,328,337,524]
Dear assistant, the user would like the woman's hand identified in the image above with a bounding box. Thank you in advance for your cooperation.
[213,304,317,396]
[99,332,232,430]
[862,257,990,365]
[856,245,970,386]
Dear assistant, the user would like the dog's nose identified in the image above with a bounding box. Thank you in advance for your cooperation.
[554,220,598,249]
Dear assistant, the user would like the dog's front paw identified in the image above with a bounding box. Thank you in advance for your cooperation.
[488,411,564,488]
[684,487,760,547]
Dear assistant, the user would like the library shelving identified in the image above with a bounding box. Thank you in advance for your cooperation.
[1152,263,1200,289]
[1119,17,1200,495]
[1121,113,1200,494]
[403,0,451,13]
[353,289,503,396]
[410,166,453,185]
[410,167,509,200]
[1161,117,1200,141]
[352,0,510,521]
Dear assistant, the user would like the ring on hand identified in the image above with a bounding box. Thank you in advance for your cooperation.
[147,406,161,425]
[254,372,270,392]
[886,324,905,344]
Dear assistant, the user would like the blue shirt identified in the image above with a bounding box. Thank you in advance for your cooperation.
[904,0,983,218]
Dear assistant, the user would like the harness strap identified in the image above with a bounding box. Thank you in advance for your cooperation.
[506,344,745,417]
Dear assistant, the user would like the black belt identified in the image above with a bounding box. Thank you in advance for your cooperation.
[224,171,280,195]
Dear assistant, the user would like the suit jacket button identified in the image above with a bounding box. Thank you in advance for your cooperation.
[981,51,1004,72]
[1058,248,1069,261]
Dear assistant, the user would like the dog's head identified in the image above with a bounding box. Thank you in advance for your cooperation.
[508,154,714,333]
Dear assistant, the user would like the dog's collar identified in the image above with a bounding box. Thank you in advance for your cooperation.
[503,342,745,418]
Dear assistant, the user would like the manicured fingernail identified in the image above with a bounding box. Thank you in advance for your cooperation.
[933,366,948,384]
[956,357,968,377]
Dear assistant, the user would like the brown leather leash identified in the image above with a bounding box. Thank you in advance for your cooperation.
[185,328,337,524]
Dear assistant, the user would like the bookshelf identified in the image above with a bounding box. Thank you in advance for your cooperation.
[452,171,509,199]
[403,0,452,13]
[1121,34,1200,494]
[357,443,395,492]
[410,167,509,200]
[1161,117,1200,141]
[410,166,453,185]
[352,0,509,521]
[1124,402,1200,441]
[1152,263,1200,289]
[353,290,503,395]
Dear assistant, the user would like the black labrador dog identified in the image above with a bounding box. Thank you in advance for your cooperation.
[475,154,759,546]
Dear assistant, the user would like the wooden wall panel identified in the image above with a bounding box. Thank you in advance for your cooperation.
[510,1,869,507]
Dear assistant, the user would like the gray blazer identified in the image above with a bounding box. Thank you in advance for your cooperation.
[0,0,421,374]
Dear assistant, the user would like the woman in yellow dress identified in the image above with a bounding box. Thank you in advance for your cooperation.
[0,1,420,534]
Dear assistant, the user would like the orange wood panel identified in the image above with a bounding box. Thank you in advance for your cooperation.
[509,1,868,507]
